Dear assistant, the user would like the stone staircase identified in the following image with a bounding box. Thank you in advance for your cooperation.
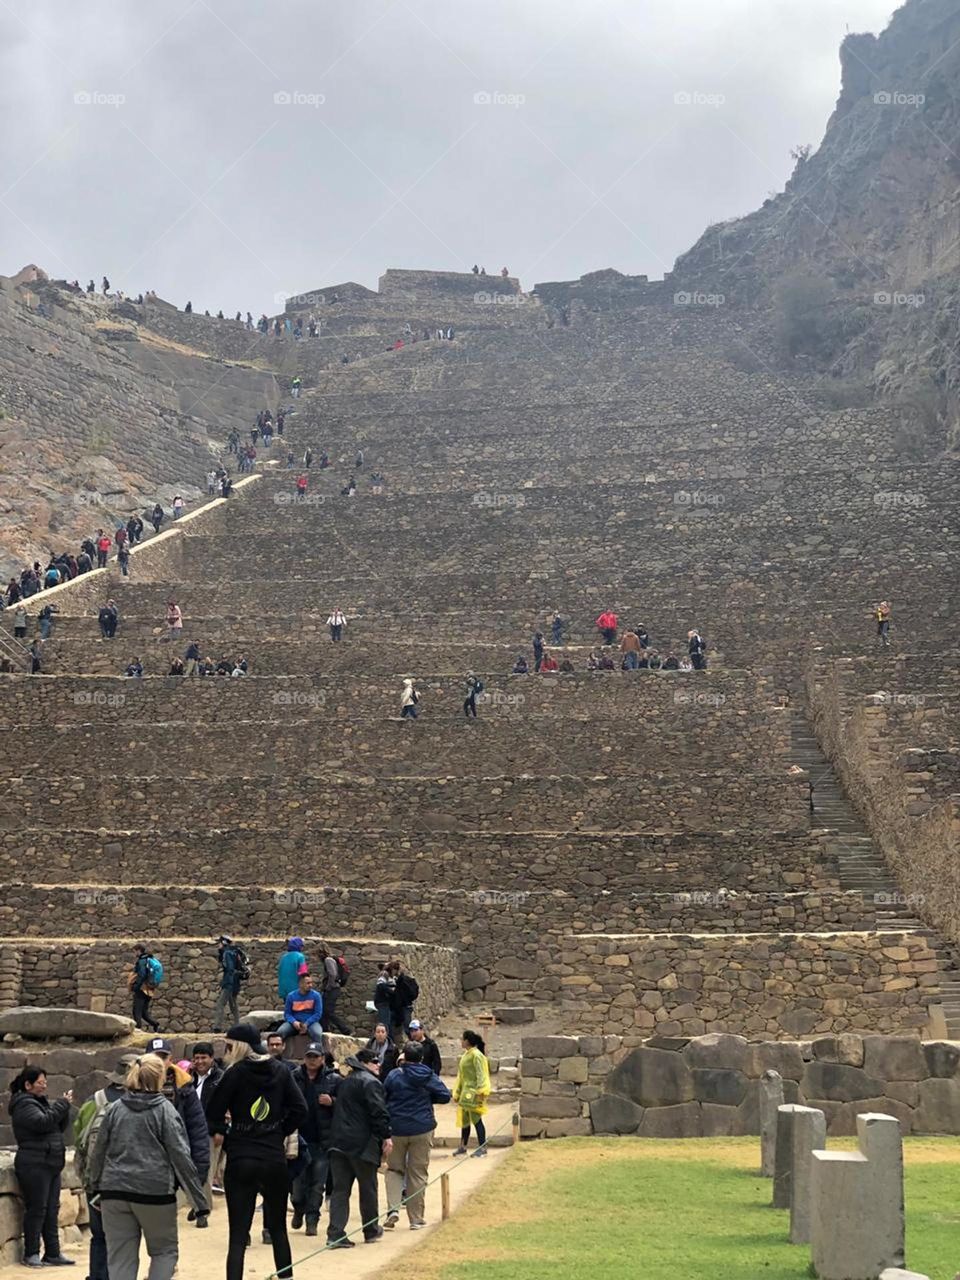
[791,709,960,1038]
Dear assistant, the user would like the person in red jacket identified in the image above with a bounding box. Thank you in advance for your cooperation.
[595,610,618,645]
[96,530,112,568]
[539,652,559,673]
[296,473,308,498]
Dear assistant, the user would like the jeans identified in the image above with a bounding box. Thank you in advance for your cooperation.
[878,620,890,645]
[327,1152,380,1243]
[321,986,351,1034]
[330,625,342,642]
[14,1154,62,1259]
[400,705,418,719]
[463,694,477,717]
[39,621,51,639]
[224,1155,291,1280]
[385,1132,433,1223]
[132,988,159,1031]
[292,1141,329,1224]
[214,987,239,1029]
[374,1003,394,1035]
[623,651,638,670]
[97,551,108,567]
[395,1004,414,1038]
[101,1198,179,1280]
[279,1020,324,1043]
[88,1202,108,1280]
[602,627,616,644]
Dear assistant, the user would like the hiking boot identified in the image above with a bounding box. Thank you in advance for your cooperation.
[364,1228,384,1244]
[452,1145,468,1156]
[290,1209,304,1230]
[384,1213,399,1230]
[326,1238,354,1250]
[305,1222,318,1237]
[472,1148,488,1158]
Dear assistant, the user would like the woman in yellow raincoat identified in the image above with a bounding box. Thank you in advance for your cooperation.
[452,1030,490,1157]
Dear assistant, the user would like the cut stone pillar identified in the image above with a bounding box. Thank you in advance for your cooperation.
[810,1112,905,1280]
[781,1105,827,1243]
[759,1069,784,1177]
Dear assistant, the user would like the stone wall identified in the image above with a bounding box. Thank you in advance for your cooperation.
[0,938,459,1036]
[518,1032,960,1139]
[555,932,938,1039]
[0,1153,87,1267]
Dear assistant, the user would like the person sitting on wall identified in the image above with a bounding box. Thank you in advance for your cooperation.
[511,655,528,674]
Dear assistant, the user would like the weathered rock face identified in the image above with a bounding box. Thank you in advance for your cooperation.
[0,1007,134,1039]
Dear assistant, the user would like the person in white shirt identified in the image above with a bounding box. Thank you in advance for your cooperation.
[327,610,346,642]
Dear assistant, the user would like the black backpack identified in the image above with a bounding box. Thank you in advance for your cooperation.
[233,946,252,983]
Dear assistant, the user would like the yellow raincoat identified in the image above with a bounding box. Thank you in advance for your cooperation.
[453,1045,490,1126]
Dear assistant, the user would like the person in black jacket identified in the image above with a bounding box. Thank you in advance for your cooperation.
[190,1042,225,1196]
[205,1023,307,1280]
[9,1067,74,1268]
[291,1048,341,1236]
[391,960,420,1038]
[150,1040,210,1193]
[407,1020,442,1076]
[326,1050,392,1248]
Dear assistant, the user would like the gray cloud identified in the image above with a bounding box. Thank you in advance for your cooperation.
[0,0,894,312]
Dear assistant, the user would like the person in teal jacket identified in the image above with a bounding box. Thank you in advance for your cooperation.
[277,937,306,1001]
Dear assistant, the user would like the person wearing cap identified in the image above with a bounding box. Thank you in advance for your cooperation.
[279,973,324,1045]
[214,936,243,1032]
[291,1048,341,1237]
[149,1039,211,1205]
[382,1041,451,1230]
[277,937,306,1002]
[407,1021,442,1076]
[76,1052,136,1280]
[326,1049,392,1248]
[204,1024,307,1280]
[88,1054,207,1280]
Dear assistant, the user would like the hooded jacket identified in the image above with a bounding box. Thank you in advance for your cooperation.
[278,946,306,1001]
[383,1062,451,1136]
[204,1056,307,1162]
[87,1092,206,1211]
[328,1057,391,1164]
[10,1092,71,1164]
[163,1063,210,1179]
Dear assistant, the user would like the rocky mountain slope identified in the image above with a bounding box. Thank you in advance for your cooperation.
[673,0,960,439]
[0,269,278,578]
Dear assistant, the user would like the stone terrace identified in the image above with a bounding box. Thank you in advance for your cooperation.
[3,268,958,1044]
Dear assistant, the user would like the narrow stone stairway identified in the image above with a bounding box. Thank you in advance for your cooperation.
[791,709,960,1039]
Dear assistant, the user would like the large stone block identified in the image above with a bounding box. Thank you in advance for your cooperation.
[801,1062,885,1103]
[701,1103,738,1137]
[608,1047,694,1108]
[682,1033,751,1073]
[493,1006,535,1025]
[522,1036,579,1059]
[590,1093,644,1135]
[922,1041,960,1079]
[692,1068,749,1107]
[521,1096,581,1120]
[0,1008,134,1039]
[637,1102,701,1138]
[557,1057,589,1084]
[862,1037,926,1083]
[913,1078,960,1134]
[757,1040,804,1081]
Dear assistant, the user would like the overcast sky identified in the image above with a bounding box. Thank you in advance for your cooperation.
[0,1,896,314]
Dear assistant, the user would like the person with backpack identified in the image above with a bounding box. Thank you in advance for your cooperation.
[129,943,162,1032]
[291,1047,341,1237]
[373,961,398,1034]
[213,935,248,1032]
[74,1052,138,1280]
[204,1024,307,1280]
[326,608,346,642]
[87,1053,208,1280]
[316,942,352,1035]
[463,672,484,718]
[382,1041,451,1229]
[9,1067,74,1268]
[400,678,420,720]
[277,936,306,1002]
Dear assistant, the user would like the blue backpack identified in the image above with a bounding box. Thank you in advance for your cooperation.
[146,956,164,987]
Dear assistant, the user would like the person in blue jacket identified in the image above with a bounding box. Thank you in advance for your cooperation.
[279,973,324,1044]
[382,1042,451,1229]
[277,937,306,1001]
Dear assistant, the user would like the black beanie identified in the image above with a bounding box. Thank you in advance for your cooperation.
[226,1023,263,1051]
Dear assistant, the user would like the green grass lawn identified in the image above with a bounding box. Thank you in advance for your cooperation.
[413,1138,960,1280]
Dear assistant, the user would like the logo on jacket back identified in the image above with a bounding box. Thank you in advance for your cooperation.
[250,1096,271,1123]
